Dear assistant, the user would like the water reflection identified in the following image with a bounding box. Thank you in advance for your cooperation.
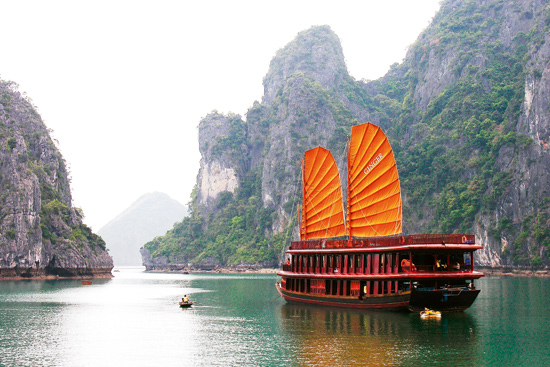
[279,304,480,366]
[2,272,548,366]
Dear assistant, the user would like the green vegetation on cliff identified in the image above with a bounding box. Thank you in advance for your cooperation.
[391,0,550,265]
[145,171,289,267]
[144,1,550,268]
[0,79,112,276]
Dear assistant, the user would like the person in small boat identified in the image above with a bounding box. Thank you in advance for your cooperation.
[182,295,189,303]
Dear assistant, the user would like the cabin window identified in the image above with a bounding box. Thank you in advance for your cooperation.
[412,253,436,272]
[435,254,448,271]
[311,279,325,294]
[366,254,372,274]
[464,253,472,270]
[397,281,406,292]
[332,279,338,295]
[376,254,382,274]
[365,281,371,295]
[350,280,360,297]
[450,253,463,271]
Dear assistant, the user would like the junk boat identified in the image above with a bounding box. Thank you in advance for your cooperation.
[275,123,484,312]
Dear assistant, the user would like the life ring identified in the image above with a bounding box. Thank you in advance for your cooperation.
[399,236,405,245]
[461,236,467,244]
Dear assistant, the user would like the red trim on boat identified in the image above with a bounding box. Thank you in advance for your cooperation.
[287,244,482,254]
[276,270,484,280]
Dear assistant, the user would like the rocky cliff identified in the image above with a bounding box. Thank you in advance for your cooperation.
[144,0,550,269]
[142,25,390,269]
[385,0,550,267]
[0,80,112,278]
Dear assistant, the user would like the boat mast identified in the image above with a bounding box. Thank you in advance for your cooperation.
[346,137,352,242]
[298,202,303,241]
[301,157,306,241]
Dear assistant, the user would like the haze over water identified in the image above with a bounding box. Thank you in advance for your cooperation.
[0,268,548,366]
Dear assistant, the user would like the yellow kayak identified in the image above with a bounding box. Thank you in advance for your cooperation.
[420,308,441,318]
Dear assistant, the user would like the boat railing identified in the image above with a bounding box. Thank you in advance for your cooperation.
[290,234,476,250]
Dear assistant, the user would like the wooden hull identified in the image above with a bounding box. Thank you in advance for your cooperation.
[277,234,483,312]
[409,288,480,312]
[179,301,193,308]
[276,282,410,310]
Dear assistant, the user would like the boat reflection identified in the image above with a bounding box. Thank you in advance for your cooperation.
[278,304,480,366]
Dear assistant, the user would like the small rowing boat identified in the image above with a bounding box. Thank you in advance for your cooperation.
[179,301,193,308]
[420,308,441,318]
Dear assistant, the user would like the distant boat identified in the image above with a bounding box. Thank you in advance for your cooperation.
[179,301,193,308]
[276,122,484,312]
[81,280,92,285]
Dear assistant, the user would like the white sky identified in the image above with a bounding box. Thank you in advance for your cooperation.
[0,0,440,231]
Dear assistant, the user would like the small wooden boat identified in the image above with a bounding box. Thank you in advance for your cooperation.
[420,308,441,318]
[179,301,194,308]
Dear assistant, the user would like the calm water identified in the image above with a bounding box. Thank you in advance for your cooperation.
[0,268,548,367]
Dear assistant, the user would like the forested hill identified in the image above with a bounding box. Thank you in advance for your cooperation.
[143,0,550,270]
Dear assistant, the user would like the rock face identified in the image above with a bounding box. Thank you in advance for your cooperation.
[196,113,244,210]
[0,80,112,278]
[98,192,187,266]
[142,25,381,268]
[262,25,347,105]
[390,0,550,267]
[146,1,550,269]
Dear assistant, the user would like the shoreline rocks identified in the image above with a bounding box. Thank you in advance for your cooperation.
[0,267,113,281]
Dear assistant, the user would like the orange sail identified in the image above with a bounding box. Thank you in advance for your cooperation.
[301,147,346,239]
[347,123,402,237]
